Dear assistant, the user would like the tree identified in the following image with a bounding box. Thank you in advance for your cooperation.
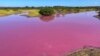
[39,7,55,16]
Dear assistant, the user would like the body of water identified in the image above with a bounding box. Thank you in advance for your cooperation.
[0,11,100,56]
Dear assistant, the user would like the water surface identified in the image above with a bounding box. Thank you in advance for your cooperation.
[0,11,100,56]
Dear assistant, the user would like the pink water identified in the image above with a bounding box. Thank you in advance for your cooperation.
[0,11,100,56]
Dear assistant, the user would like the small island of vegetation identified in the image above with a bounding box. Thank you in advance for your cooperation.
[39,7,55,16]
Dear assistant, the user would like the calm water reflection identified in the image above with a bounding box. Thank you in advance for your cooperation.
[0,11,100,56]
[40,16,55,22]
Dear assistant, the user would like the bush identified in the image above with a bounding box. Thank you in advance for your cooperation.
[39,8,55,16]
[98,11,100,16]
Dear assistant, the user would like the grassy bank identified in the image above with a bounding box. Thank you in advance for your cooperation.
[66,46,100,56]
[0,9,40,17]
[0,6,99,17]
[0,10,16,16]
[27,9,40,17]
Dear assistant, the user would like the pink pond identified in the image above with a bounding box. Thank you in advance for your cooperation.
[0,11,100,56]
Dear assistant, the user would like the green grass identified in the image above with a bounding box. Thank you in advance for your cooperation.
[0,10,15,16]
[0,9,40,17]
[27,9,40,17]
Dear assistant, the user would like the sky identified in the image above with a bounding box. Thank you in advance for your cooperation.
[0,0,100,7]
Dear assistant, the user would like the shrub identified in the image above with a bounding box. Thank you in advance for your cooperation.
[98,11,100,16]
[39,8,55,16]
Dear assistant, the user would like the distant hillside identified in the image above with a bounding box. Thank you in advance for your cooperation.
[67,46,100,56]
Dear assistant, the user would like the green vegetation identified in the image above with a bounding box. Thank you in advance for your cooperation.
[0,10,15,16]
[0,6,99,17]
[98,11,100,16]
[39,8,55,16]
[28,9,40,17]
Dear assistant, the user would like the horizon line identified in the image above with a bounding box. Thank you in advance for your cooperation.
[0,5,100,7]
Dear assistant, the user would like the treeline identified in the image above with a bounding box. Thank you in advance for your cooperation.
[0,6,100,15]
[0,6,100,10]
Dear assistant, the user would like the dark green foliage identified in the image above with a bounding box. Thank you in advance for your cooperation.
[98,11,100,16]
[39,8,55,16]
